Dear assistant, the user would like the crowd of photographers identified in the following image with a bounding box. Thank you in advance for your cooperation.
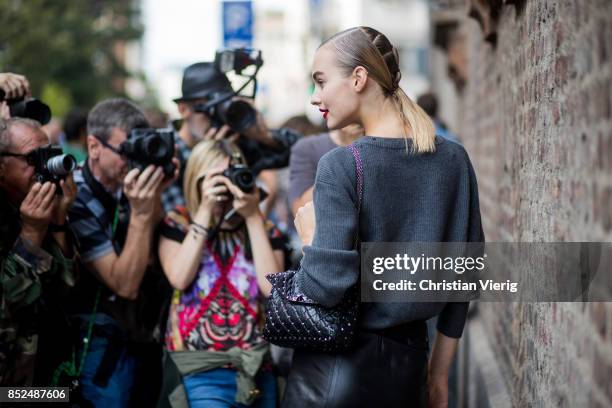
[0,50,307,407]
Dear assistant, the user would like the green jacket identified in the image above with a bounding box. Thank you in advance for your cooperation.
[0,193,76,386]
[158,343,271,408]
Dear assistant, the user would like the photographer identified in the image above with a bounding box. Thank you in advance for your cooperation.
[67,98,176,407]
[0,118,77,386]
[162,59,302,214]
[157,140,285,408]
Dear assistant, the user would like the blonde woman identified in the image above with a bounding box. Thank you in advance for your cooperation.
[283,27,484,407]
[158,140,285,408]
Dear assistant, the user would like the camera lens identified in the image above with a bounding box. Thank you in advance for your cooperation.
[47,154,76,176]
[233,168,255,192]
[9,99,52,125]
[143,136,168,160]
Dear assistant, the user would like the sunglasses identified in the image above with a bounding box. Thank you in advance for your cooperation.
[0,149,37,165]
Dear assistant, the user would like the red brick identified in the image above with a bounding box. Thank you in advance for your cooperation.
[431,0,612,405]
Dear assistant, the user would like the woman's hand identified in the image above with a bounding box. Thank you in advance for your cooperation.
[194,166,230,224]
[427,373,449,408]
[294,201,315,247]
[221,177,262,220]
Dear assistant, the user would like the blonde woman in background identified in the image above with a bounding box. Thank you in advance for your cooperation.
[158,140,285,408]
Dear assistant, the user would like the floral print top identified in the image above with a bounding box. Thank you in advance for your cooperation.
[161,207,287,352]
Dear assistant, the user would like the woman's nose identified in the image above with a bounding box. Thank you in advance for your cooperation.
[310,93,321,106]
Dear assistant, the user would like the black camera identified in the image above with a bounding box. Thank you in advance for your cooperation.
[194,48,263,133]
[120,128,175,177]
[30,145,76,186]
[223,161,256,193]
[202,98,257,133]
[0,90,51,125]
[215,152,255,197]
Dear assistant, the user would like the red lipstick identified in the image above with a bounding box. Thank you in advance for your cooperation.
[319,108,329,119]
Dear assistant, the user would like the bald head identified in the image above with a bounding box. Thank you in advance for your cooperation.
[0,118,47,155]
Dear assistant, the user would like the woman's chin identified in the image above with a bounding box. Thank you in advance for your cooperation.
[326,116,349,131]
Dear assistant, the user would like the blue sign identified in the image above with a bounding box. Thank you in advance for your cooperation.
[222,1,253,48]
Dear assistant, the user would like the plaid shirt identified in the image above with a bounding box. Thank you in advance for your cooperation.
[68,162,170,344]
[68,166,128,264]
[161,133,190,214]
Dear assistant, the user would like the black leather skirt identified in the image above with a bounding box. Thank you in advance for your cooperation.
[281,321,429,408]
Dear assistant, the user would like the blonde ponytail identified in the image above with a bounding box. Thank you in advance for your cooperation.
[393,88,436,154]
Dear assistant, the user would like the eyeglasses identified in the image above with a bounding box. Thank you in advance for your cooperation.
[93,135,123,156]
[0,150,36,165]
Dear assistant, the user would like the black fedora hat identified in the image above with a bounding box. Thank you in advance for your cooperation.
[174,62,233,103]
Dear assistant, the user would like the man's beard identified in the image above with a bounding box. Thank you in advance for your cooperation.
[187,117,208,142]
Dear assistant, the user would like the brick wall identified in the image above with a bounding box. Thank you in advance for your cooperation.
[433,1,612,406]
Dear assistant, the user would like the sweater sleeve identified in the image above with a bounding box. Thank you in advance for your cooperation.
[296,148,360,308]
[436,149,484,338]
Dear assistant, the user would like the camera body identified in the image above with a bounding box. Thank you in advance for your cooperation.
[0,90,51,125]
[223,161,255,193]
[120,128,175,177]
[30,145,77,186]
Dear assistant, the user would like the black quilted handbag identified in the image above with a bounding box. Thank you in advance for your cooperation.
[263,144,363,352]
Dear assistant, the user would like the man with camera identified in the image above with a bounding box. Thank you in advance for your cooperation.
[0,116,78,386]
[67,98,176,407]
[163,52,302,214]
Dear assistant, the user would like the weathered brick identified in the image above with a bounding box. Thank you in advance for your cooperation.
[432,0,612,406]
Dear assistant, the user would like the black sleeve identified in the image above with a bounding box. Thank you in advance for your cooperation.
[241,128,303,174]
[159,211,188,243]
[266,221,289,251]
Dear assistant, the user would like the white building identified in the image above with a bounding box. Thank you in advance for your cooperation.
[142,0,431,124]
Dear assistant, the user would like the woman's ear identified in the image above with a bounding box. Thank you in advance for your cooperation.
[352,66,368,93]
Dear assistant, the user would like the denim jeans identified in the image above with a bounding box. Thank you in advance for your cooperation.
[78,334,135,408]
[75,312,166,408]
[183,368,277,408]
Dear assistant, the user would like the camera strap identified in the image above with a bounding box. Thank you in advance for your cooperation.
[93,135,123,156]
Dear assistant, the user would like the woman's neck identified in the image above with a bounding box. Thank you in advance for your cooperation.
[360,95,410,139]
[329,129,357,146]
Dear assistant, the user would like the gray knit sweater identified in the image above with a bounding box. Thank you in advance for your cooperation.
[296,135,484,338]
